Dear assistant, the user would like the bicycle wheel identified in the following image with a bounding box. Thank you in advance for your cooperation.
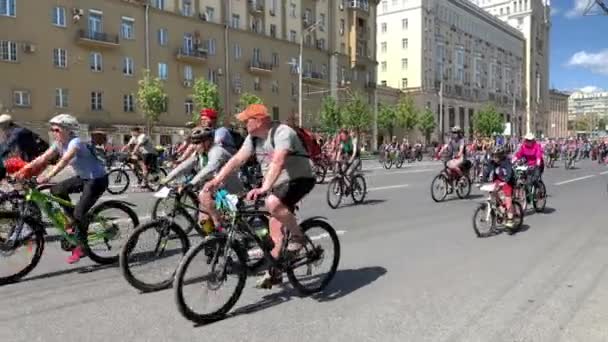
[326,177,344,209]
[146,168,168,192]
[151,192,200,235]
[107,169,130,195]
[120,218,190,292]
[533,181,547,213]
[313,163,327,184]
[383,157,393,170]
[0,213,45,285]
[350,175,367,204]
[395,156,404,169]
[472,203,496,238]
[286,219,341,295]
[430,174,448,202]
[456,176,471,199]
[174,237,247,323]
[83,201,140,265]
[512,201,524,230]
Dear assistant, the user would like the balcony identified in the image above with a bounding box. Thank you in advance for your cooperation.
[175,48,208,64]
[76,29,119,48]
[248,0,264,15]
[303,71,327,84]
[249,60,273,74]
[348,0,369,12]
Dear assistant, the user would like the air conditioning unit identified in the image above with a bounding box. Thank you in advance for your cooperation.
[339,3,344,10]
[73,8,84,16]
[22,43,36,53]
[269,9,275,16]
[183,80,192,87]
[199,13,208,21]
[234,87,242,94]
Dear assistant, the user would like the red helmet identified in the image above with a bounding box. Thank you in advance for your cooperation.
[4,157,27,174]
[200,108,218,121]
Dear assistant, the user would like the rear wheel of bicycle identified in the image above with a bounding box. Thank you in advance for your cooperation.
[326,177,344,209]
[350,175,367,204]
[383,157,393,170]
[313,163,327,184]
[151,192,200,235]
[120,218,190,292]
[107,169,130,195]
[84,201,140,265]
[512,202,524,230]
[395,156,405,169]
[430,174,448,202]
[146,168,168,192]
[286,219,341,295]
[533,181,547,213]
[0,213,45,285]
[456,176,471,199]
[174,237,247,323]
[472,203,496,238]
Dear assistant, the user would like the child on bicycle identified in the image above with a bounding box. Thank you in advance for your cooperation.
[482,146,515,229]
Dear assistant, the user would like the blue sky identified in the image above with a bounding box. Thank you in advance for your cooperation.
[550,0,608,92]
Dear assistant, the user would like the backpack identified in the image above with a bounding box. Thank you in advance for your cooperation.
[269,125,322,159]
[227,128,245,150]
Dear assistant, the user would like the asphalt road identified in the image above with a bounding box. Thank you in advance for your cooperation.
[2,158,608,342]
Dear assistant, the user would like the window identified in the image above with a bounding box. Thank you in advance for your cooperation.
[152,0,164,9]
[231,14,240,29]
[392,0,398,6]
[208,69,217,83]
[158,62,168,80]
[381,23,387,33]
[271,80,279,93]
[123,94,135,112]
[183,33,193,51]
[121,17,134,39]
[184,65,193,81]
[381,61,387,72]
[380,42,387,53]
[402,38,408,49]
[205,7,214,21]
[53,48,67,68]
[90,52,102,71]
[123,56,134,76]
[402,58,408,70]
[289,1,296,17]
[234,43,242,60]
[382,1,387,12]
[55,88,68,108]
[381,80,387,86]
[208,39,216,55]
[253,47,261,62]
[158,28,168,46]
[402,18,408,29]
[340,19,345,35]
[13,90,30,107]
[91,91,103,111]
[185,99,194,115]
[321,64,327,79]
[270,0,277,14]
[272,52,279,66]
[0,0,15,16]
[401,78,408,89]
[270,24,277,38]
[319,14,325,31]
[290,30,297,42]
[52,7,66,27]
[181,0,191,16]
[88,12,103,33]
[254,77,261,91]
[0,40,17,61]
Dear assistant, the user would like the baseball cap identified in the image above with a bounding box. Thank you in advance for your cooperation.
[0,114,12,124]
[236,104,269,122]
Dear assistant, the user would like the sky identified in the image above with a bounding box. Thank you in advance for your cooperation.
[550,0,608,92]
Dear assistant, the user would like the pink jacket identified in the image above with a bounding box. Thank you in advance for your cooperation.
[515,143,543,166]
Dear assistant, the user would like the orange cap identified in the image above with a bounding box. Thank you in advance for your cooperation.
[236,104,269,122]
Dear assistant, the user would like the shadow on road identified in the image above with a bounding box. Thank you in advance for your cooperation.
[18,263,117,284]
[341,199,386,208]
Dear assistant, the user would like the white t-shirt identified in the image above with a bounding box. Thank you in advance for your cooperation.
[128,134,157,155]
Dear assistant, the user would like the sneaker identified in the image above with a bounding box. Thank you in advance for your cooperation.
[255,269,282,289]
[66,246,85,264]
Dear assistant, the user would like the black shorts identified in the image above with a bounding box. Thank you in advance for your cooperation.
[143,154,158,169]
[271,178,316,212]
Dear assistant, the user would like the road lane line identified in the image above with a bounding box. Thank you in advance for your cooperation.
[599,170,608,175]
[310,230,346,241]
[554,175,596,186]
[100,195,129,201]
[368,184,409,191]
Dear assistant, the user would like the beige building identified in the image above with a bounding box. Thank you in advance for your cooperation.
[0,0,378,145]
[548,89,568,138]
[568,91,608,119]
[377,0,526,142]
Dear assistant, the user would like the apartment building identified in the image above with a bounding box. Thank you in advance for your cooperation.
[568,91,608,119]
[0,0,378,145]
[548,89,568,138]
[377,0,525,141]
[469,0,551,136]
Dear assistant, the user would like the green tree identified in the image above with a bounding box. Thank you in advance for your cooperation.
[598,117,607,132]
[418,108,436,144]
[319,96,343,134]
[238,92,263,111]
[395,96,419,137]
[377,103,397,139]
[574,116,591,131]
[137,69,168,133]
[191,78,221,124]
[342,92,372,136]
[472,105,504,137]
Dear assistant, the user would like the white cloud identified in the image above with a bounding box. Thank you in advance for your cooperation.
[551,7,560,16]
[565,0,589,18]
[567,49,608,75]
[579,86,604,93]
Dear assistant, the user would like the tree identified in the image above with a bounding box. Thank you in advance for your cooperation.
[472,105,504,137]
[574,116,591,131]
[395,96,419,138]
[137,69,168,133]
[377,103,397,139]
[418,108,436,144]
[319,96,342,134]
[342,92,372,137]
[598,117,607,132]
[191,78,221,124]
[238,93,263,111]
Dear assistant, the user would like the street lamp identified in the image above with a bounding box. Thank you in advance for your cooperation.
[298,20,324,127]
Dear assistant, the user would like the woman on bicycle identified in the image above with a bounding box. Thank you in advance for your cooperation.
[15,114,108,264]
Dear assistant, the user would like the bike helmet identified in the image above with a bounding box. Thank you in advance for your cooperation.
[49,114,80,133]
[492,146,506,159]
[451,126,462,133]
[190,127,214,144]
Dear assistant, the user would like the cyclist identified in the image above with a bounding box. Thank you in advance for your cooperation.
[513,133,543,183]
[122,127,158,188]
[446,126,467,174]
[15,114,108,264]
[203,104,315,289]
[483,146,515,229]
[200,108,239,153]
[335,129,360,174]
[0,114,48,162]
[565,137,578,165]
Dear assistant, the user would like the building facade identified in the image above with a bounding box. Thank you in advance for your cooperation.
[0,0,378,145]
[547,89,568,138]
[377,0,526,141]
[568,91,608,119]
[469,0,551,137]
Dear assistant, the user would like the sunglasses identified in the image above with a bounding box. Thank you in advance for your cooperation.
[50,127,62,133]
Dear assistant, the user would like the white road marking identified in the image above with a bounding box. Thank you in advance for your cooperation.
[310,230,346,241]
[368,184,410,192]
[599,170,608,175]
[100,195,129,201]
[554,175,596,186]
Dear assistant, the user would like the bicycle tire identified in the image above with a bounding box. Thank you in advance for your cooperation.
[383,157,393,169]
[83,201,140,265]
[456,176,471,199]
[326,177,344,209]
[395,156,404,169]
[151,192,200,235]
[350,175,367,204]
[512,202,524,230]
[146,168,168,192]
[0,213,45,285]
[120,219,190,292]
[107,169,130,195]
[430,174,448,202]
[533,181,547,213]
[174,237,247,323]
[472,203,495,238]
[313,163,327,184]
[286,219,341,295]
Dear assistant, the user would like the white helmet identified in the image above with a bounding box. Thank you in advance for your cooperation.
[49,114,80,132]
[0,114,12,125]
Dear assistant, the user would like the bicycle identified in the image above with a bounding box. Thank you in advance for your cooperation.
[430,160,472,202]
[173,191,340,323]
[513,163,547,213]
[106,155,168,194]
[326,162,367,209]
[0,177,139,285]
[473,182,524,237]
[564,150,577,170]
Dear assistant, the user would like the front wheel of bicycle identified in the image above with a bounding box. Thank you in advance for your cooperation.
[472,203,496,238]
[383,157,393,170]
[313,163,327,184]
[455,176,471,199]
[286,219,341,295]
[174,237,248,324]
[151,192,200,235]
[146,168,168,192]
[430,174,448,202]
[0,214,45,285]
[350,175,367,204]
[326,177,344,209]
[107,169,130,195]
[533,181,547,213]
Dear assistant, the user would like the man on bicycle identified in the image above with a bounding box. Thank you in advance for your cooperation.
[446,126,467,174]
[335,129,360,175]
[122,127,158,188]
[203,104,315,289]
[15,114,108,264]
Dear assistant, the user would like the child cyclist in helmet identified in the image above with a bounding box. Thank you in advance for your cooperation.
[14,114,108,264]
[483,146,516,229]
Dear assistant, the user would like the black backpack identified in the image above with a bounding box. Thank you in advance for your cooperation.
[228,128,245,150]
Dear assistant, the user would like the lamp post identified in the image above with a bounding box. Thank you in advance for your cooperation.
[298,20,323,127]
